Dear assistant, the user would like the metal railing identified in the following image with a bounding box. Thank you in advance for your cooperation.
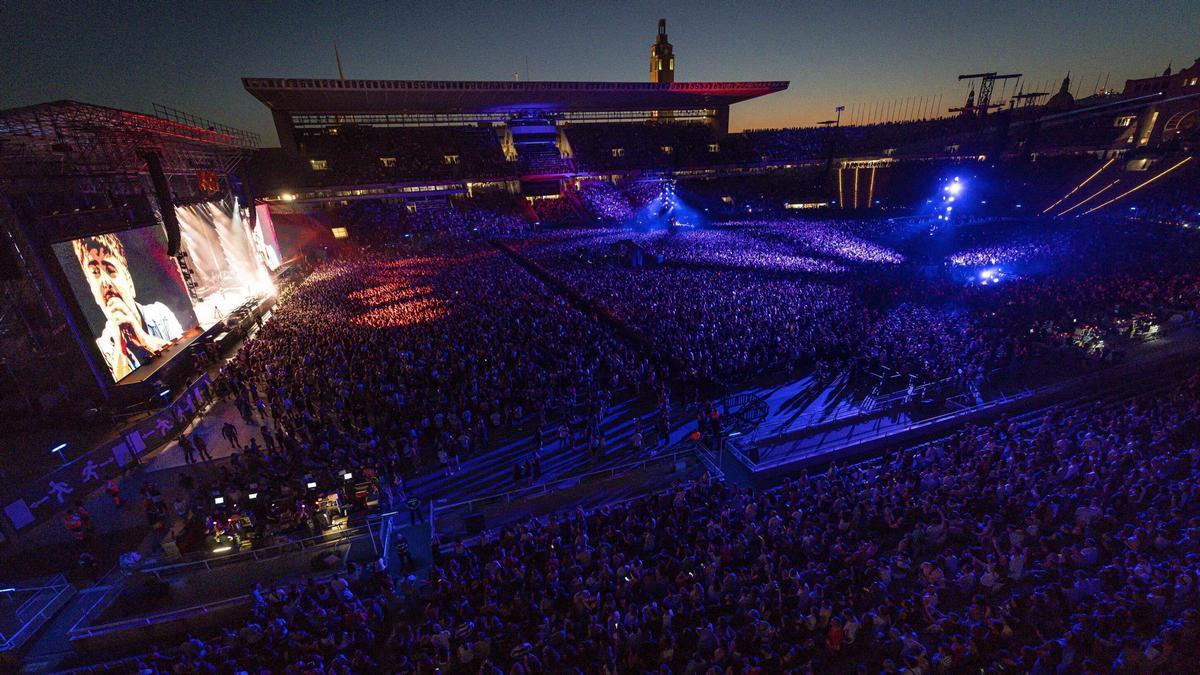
[0,575,73,652]
[434,447,693,516]
[749,386,1035,471]
[740,334,1200,473]
[66,595,252,642]
[434,469,715,554]
[430,447,696,536]
[142,525,371,580]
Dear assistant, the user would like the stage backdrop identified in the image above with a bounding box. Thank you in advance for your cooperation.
[175,197,273,328]
[52,226,200,382]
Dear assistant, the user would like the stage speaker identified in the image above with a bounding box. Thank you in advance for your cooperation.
[464,513,486,535]
[233,168,257,229]
[142,151,181,255]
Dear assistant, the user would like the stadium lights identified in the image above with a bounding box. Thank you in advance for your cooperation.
[248,492,258,500]
[1058,179,1120,216]
[1041,157,1115,214]
[343,472,353,481]
[214,497,225,505]
[306,481,317,489]
[1082,157,1194,216]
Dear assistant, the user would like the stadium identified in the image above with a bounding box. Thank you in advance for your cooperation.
[1,9,1200,673]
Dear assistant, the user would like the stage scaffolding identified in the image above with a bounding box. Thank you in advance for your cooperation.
[0,100,258,195]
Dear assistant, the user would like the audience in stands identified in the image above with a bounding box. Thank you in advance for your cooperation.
[140,368,1200,673]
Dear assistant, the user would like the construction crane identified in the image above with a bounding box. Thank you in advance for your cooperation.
[950,72,1022,117]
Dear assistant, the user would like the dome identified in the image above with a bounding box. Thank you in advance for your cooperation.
[1045,74,1075,112]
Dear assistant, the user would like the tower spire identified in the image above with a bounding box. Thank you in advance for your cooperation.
[335,44,346,81]
[650,18,674,83]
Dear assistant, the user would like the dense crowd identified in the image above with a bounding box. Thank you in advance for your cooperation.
[166,240,664,552]
[140,366,1200,673]
[513,215,1200,388]
[338,201,530,241]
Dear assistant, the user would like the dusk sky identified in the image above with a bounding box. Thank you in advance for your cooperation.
[2,1,1195,145]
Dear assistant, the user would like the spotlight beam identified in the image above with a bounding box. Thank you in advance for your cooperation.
[1081,156,1194,216]
[1042,157,1114,215]
[1057,179,1120,217]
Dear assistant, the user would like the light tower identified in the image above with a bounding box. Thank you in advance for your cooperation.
[650,19,674,83]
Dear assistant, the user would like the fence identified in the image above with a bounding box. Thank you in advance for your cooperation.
[141,525,370,581]
[66,595,251,644]
[431,447,695,535]
[739,330,1200,474]
[0,575,73,652]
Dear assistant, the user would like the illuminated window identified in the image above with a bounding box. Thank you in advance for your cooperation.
[660,146,673,154]
[611,148,625,157]
[443,154,460,165]
[309,159,328,171]
[669,58,674,70]
[379,156,397,167]
[708,143,720,153]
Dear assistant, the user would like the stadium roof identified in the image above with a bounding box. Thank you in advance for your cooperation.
[242,78,789,114]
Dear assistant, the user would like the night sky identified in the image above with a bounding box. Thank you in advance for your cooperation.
[2,1,1195,146]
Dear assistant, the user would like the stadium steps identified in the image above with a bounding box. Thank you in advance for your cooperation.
[743,333,1200,488]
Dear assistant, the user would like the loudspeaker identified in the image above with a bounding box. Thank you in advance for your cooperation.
[464,513,486,535]
[142,151,181,255]
[232,168,257,229]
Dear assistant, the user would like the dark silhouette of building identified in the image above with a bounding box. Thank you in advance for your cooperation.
[1044,74,1076,112]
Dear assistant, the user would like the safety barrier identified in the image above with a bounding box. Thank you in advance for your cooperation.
[0,575,73,652]
[142,525,370,581]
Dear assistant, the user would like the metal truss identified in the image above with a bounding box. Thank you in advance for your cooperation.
[0,101,257,187]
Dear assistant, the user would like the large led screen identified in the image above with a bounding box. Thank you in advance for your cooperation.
[175,197,274,328]
[53,227,201,382]
[253,203,283,271]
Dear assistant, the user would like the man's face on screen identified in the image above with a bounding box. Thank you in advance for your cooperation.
[81,245,138,328]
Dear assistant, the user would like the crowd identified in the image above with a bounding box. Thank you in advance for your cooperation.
[512,214,1200,388]
[139,366,1200,673]
[576,180,637,224]
[947,234,1072,268]
[566,121,724,170]
[294,125,511,186]
[159,239,665,554]
[338,201,530,242]
[732,117,973,164]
